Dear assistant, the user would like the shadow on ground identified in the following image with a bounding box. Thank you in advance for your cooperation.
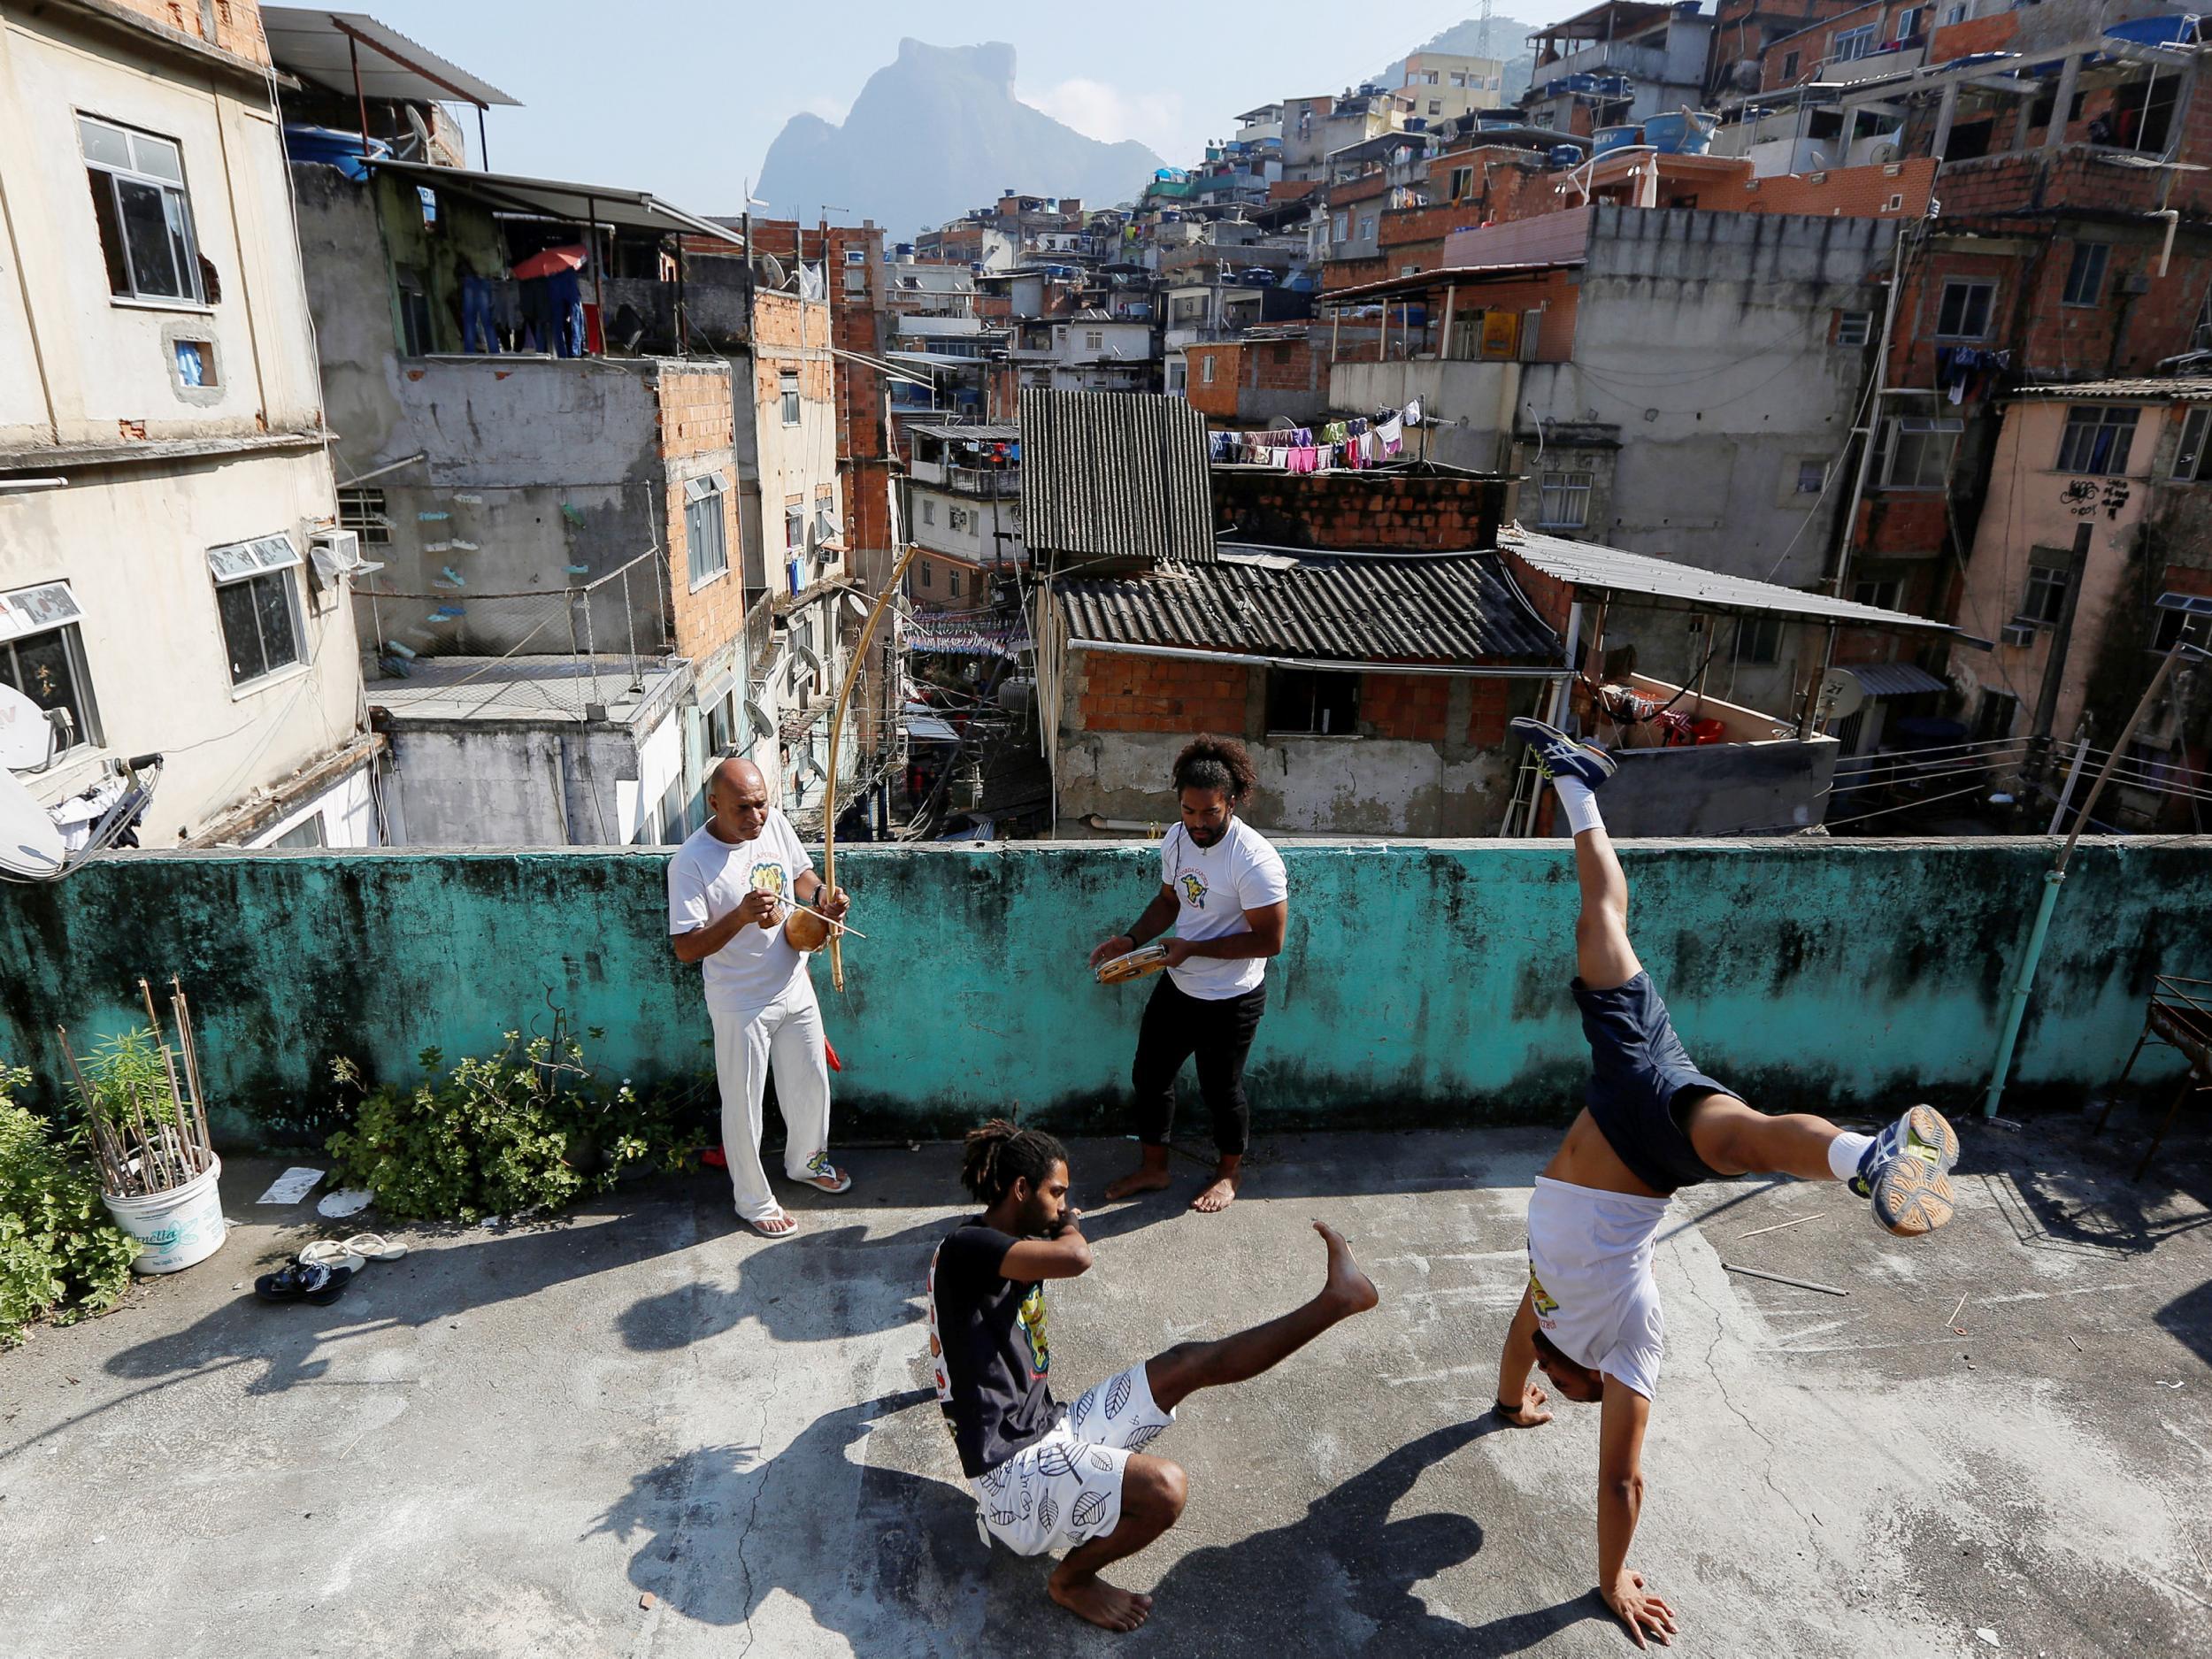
[592,1390,1607,1654]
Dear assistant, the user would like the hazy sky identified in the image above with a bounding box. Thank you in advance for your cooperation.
[349,3,1586,215]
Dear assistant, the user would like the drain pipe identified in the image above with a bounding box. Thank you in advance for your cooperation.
[1981,639,2196,1118]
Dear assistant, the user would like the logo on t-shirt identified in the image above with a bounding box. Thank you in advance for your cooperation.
[749,862,787,900]
[1176,871,1208,910]
[1529,1264,1559,1318]
[1016,1282,1049,1379]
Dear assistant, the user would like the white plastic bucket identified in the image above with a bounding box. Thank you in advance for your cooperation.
[104,1154,226,1275]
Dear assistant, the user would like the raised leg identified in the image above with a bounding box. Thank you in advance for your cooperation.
[1047,1453,1186,1632]
[1572,823,1643,993]
[1684,1092,1843,1181]
[1144,1221,1378,1412]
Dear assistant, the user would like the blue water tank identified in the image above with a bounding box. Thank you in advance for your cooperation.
[1594,125,1641,156]
[1550,144,1585,168]
[1644,110,1718,155]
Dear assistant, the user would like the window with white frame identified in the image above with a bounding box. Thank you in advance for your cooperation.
[1836,310,1873,346]
[78,115,204,305]
[780,371,801,425]
[1942,2,1969,24]
[1331,211,1349,242]
[784,504,804,555]
[0,582,101,751]
[2055,404,2139,475]
[206,534,304,687]
[1449,165,1473,200]
[1936,279,1993,340]
[1797,460,1827,494]
[1538,471,1592,529]
[844,247,866,265]
[2173,407,2212,483]
[683,472,728,586]
[1880,416,1962,489]
[1832,24,1877,60]
[1084,329,1103,349]
[337,487,390,545]
[1201,355,1216,384]
[1357,215,1376,241]
[2061,242,2108,307]
[1895,5,1928,38]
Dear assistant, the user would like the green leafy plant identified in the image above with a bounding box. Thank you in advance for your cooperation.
[325,1015,713,1224]
[0,1062,142,1347]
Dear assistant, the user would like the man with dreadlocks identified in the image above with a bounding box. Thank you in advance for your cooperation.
[1088,735,1287,1213]
[926,1120,1378,1632]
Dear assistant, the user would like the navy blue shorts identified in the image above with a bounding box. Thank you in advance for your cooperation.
[1573,972,1734,1194]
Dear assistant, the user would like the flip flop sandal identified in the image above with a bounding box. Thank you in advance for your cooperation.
[342,1233,407,1262]
[254,1262,354,1305]
[743,1210,799,1239]
[797,1156,853,1194]
[296,1240,365,1274]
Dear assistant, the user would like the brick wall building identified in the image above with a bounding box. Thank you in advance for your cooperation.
[657,361,744,666]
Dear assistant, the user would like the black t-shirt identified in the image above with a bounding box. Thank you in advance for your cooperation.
[927,1218,1060,1478]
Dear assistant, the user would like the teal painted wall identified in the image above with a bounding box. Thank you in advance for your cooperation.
[0,839,2202,1145]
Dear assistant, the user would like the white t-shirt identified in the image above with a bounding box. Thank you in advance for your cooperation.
[1156,818,1289,1000]
[1525,1175,1668,1401]
[666,810,815,1015]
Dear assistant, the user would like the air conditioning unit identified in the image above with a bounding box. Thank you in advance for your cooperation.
[308,527,381,580]
[2001,620,2036,647]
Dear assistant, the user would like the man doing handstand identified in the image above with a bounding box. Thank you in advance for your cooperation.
[1489,718,1962,1650]
[926,1120,1378,1632]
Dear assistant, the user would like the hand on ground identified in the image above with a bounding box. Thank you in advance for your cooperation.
[1602,1569,1678,1649]
[1499,1382,1554,1428]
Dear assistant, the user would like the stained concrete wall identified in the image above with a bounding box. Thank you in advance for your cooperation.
[0,838,2200,1146]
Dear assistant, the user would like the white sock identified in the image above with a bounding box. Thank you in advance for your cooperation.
[1552,775,1603,837]
[1826,1131,1875,1184]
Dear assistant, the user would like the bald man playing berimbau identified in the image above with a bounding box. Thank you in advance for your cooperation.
[667,757,855,1237]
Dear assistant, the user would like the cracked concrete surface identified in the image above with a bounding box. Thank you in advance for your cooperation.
[4,1111,2209,1657]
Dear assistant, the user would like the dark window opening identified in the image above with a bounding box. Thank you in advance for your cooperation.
[1267,668,1359,734]
[0,624,102,750]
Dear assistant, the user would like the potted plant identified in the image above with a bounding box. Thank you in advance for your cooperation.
[58,979,226,1275]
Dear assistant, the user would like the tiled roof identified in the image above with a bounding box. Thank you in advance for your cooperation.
[1056,546,1558,664]
[2009,376,2212,403]
[1018,389,1216,565]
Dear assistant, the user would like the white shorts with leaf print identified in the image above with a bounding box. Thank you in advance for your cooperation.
[971,1362,1177,1557]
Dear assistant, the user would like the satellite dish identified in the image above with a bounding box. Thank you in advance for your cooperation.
[1868,142,1902,165]
[1268,415,1298,431]
[1816,669,1866,724]
[756,253,787,289]
[0,765,65,880]
[0,683,55,769]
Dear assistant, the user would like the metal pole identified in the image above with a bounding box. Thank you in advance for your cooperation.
[476,104,489,171]
[1816,225,1909,699]
[1982,641,2193,1118]
[2046,726,2092,836]
[349,36,371,160]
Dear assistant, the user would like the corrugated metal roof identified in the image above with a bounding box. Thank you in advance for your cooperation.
[2010,376,2212,403]
[1843,662,1947,697]
[1499,528,1955,634]
[1019,389,1216,565]
[1057,547,1558,664]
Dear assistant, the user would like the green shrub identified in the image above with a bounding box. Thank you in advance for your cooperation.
[325,1020,712,1225]
[0,1063,142,1347]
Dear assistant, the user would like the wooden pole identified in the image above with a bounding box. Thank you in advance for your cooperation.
[820,541,925,991]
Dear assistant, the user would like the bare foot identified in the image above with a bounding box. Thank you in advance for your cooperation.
[1105,1167,1173,1202]
[1190,1171,1240,1213]
[1313,1220,1379,1315]
[1048,1571,1155,1632]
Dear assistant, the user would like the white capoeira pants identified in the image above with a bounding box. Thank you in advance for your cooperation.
[708,978,833,1221]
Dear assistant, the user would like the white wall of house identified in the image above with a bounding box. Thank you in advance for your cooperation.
[0,7,368,846]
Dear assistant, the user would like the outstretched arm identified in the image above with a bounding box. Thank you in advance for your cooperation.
[1493,1286,1554,1425]
[1164,900,1286,964]
[1597,1380,1677,1648]
[999,1213,1094,1280]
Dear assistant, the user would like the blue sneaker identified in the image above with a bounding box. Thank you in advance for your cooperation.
[1851,1104,1960,1237]
[1509,716,1617,787]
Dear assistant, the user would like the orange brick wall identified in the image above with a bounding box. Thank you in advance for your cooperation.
[657,362,745,664]
[1363,672,1449,741]
[108,0,270,64]
[1729,157,1935,219]
[1211,472,1508,551]
[1927,12,2017,61]
[1076,655,1252,735]
[1465,678,1512,748]
[1185,344,1244,418]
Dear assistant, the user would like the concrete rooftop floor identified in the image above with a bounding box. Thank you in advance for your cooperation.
[4,1109,2210,1658]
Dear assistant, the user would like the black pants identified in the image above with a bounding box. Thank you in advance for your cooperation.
[1131,976,1267,1157]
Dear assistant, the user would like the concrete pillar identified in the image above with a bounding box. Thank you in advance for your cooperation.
[1932,81,1962,162]
[2013,91,2037,152]
[2044,54,2080,153]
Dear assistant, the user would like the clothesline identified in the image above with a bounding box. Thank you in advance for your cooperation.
[1206,397,1422,473]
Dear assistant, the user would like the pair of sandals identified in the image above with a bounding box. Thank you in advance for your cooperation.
[745,1161,851,1238]
[254,1233,408,1305]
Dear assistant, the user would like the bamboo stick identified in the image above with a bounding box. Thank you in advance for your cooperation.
[57,1027,124,1194]
[173,981,212,1157]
